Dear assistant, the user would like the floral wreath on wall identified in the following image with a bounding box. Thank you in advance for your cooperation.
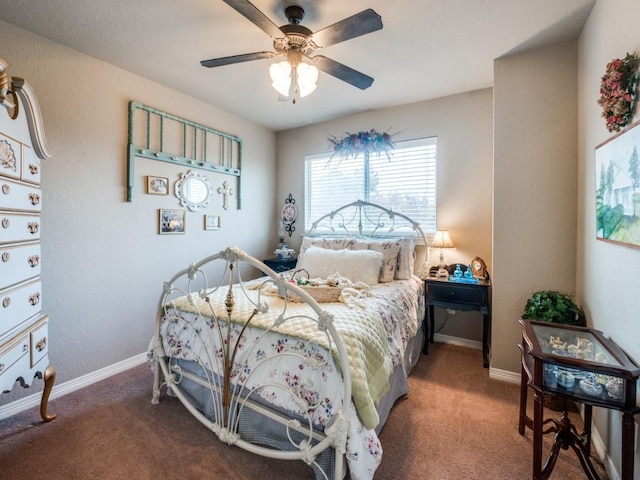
[327,129,395,162]
[597,52,639,132]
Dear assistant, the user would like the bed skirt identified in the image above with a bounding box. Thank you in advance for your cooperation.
[164,323,425,480]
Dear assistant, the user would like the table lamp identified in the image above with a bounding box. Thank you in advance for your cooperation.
[432,230,455,277]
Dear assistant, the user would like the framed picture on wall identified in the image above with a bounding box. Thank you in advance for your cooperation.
[159,209,185,235]
[204,214,220,230]
[147,176,169,195]
[595,120,640,250]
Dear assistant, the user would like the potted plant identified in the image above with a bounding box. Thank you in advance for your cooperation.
[521,290,586,411]
[521,290,586,327]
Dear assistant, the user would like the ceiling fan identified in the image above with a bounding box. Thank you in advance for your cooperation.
[201,0,383,100]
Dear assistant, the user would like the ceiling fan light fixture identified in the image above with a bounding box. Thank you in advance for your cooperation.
[296,62,318,97]
[269,61,292,97]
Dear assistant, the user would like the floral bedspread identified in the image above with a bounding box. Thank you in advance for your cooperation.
[149,276,423,480]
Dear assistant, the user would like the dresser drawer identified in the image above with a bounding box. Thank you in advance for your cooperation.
[0,242,41,290]
[0,333,30,383]
[0,133,22,182]
[0,178,41,212]
[21,145,41,185]
[427,283,483,305]
[0,212,40,244]
[0,279,42,338]
[30,316,48,367]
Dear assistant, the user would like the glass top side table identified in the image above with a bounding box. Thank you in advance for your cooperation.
[519,320,640,480]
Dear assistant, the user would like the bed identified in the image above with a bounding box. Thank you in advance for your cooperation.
[148,200,429,480]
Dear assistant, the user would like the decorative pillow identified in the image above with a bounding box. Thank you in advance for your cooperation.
[394,237,415,280]
[299,236,357,254]
[352,239,400,283]
[296,246,384,285]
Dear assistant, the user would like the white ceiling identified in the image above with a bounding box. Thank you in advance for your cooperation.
[0,0,595,131]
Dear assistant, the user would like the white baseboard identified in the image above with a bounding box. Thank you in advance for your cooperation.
[488,366,521,385]
[433,333,482,351]
[0,352,147,421]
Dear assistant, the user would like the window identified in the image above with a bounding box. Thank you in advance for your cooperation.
[304,137,437,233]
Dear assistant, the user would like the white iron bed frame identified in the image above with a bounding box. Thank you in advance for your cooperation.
[150,200,429,480]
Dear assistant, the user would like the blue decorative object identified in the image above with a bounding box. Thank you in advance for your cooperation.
[448,276,479,284]
[454,264,463,277]
[464,265,474,279]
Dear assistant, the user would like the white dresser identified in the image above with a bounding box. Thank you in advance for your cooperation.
[0,59,55,421]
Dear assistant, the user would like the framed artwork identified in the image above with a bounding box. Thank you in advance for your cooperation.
[595,120,640,250]
[159,209,185,235]
[147,176,169,195]
[204,214,220,231]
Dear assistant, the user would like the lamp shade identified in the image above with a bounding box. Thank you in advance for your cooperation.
[432,230,455,249]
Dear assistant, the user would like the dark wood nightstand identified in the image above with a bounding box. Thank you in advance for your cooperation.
[424,274,492,368]
[263,257,297,273]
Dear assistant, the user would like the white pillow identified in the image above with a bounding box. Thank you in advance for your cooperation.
[300,237,400,282]
[353,239,400,283]
[296,246,384,285]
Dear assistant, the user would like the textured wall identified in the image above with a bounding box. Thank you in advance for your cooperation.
[276,89,494,345]
[0,20,276,403]
[493,42,579,372]
[577,1,640,476]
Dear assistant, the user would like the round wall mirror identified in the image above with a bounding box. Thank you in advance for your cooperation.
[174,170,213,211]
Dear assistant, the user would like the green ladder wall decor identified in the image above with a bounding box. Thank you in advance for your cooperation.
[126,101,242,209]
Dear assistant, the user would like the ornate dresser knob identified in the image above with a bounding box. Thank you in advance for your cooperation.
[1,184,9,195]
[2,297,10,308]
[28,254,39,267]
[1,217,8,229]
[1,251,9,262]
[27,222,39,234]
[36,337,47,352]
[28,164,39,175]
[28,292,40,305]
[28,193,40,206]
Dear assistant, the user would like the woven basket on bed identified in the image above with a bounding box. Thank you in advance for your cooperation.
[286,269,342,303]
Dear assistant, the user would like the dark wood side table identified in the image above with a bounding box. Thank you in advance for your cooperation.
[424,275,492,367]
[518,320,640,480]
[263,257,297,273]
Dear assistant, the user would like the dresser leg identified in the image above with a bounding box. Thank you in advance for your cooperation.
[40,364,56,422]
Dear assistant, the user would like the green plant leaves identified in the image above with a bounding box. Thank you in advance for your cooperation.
[521,290,586,326]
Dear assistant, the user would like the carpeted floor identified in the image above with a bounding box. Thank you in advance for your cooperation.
[0,343,608,479]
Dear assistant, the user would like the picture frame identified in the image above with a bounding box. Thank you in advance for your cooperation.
[204,214,220,231]
[147,175,169,195]
[158,209,185,235]
[595,120,640,250]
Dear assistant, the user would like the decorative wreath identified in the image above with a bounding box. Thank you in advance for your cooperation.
[328,129,395,162]
[597,52,639,132]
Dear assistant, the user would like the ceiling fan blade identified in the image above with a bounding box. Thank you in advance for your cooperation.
[313,55,374,90]
[311,9,383,48]
[222,0,283,38]
[201,51,277,68]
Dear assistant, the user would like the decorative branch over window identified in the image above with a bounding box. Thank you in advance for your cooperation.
[327,129,395,163]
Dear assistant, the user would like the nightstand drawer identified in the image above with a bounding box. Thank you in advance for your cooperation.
[427,283,483,305]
